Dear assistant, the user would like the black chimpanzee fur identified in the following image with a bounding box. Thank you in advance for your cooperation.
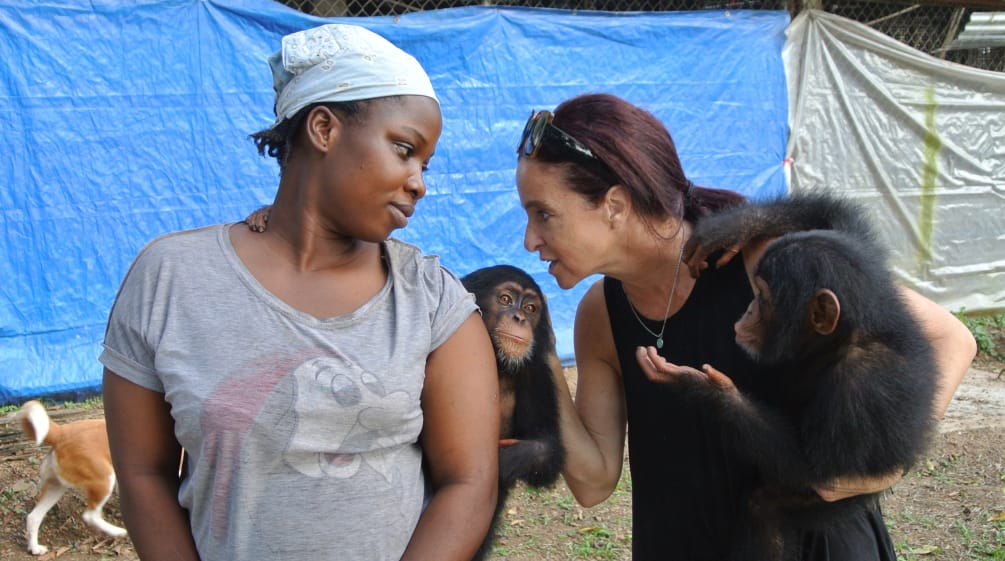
[461,265,565,561]
[680,193,938,560]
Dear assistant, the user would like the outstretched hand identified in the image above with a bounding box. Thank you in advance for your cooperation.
[245,205,272,233]
[635,346,736,391]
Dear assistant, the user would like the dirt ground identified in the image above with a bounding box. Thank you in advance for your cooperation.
[1,359,1002,560]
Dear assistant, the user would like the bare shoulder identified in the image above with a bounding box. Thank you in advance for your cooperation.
[574,279,620,378]
[577,279,608,322]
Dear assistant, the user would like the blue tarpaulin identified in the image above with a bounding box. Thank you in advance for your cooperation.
[0,0,789,404]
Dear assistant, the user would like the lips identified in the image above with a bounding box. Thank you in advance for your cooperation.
[389,202,414,228]
[735,332,755,346]
[391,202,414,218]
[495,330,529,344]
[535,254,559,276]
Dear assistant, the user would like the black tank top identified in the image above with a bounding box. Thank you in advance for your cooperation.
[604,256,761,560]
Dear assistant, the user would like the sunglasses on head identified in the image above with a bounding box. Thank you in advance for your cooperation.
[516,110,600,165]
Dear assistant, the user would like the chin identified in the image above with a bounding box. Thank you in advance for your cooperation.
[736,341,762,362]
[549,266,582,290]
[556,278,580,290]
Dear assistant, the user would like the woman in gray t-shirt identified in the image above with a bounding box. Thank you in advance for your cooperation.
[101,23,499,561]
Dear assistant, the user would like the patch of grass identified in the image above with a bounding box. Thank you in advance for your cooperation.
[955,310,1005,359]
[890,512,940,530]
[556,494,577,511]
[919,454,964,484]
[896,541,943,560]
[949,515,1005,561]
[0,486,27,517]
[969,517,1005,560]
[570,525,623,559]
[890,511,945,560]
[47,395,104,410]
[1,395,105,415]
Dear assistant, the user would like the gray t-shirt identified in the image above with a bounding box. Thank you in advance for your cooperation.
[100,224,476,561]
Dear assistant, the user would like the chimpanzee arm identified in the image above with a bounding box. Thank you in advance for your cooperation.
[499,434,565,488]
[636,349,813,488]
[697,370,815,489]
[684,193,876,275]
[498,359,566,489]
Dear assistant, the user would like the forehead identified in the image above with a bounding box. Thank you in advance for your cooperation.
[515,159,579,206]
[365,96,442,134]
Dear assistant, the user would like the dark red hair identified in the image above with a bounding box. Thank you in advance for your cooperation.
[530,93,745,228]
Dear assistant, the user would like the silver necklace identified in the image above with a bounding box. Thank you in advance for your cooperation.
[625,239,684,350]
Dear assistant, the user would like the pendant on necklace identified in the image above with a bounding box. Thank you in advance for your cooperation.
[656,337,664,349]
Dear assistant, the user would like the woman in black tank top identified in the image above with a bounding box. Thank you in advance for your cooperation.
[512,93,975,560]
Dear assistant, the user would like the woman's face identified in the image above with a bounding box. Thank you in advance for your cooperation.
[516,158,613,289]
[321,95,442,242]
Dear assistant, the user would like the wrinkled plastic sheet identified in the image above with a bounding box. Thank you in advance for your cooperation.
[0,0,789,403]
[785,10,1005,314]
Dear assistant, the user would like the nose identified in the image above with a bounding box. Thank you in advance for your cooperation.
[523,223,542,252]
[406,170,427,200]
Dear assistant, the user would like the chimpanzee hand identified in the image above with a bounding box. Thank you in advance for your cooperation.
[684,193,873,279]
[635,346,737,392]
[683,211,751,279]
[245,205,272,232]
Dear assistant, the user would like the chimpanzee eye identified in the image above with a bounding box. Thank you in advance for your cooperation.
[524,303,538,314]
[499,293,513,306]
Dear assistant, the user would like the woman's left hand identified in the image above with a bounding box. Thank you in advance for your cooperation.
[635,346,737,392]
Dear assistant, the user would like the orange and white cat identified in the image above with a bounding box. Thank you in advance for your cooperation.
[17,400,127,555]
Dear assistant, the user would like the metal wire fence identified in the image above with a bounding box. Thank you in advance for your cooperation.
[819,1,1002,70]
[280,0,1003,72]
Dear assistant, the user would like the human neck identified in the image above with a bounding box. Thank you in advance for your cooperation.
[258,194,373,274]
[615,220,694,319]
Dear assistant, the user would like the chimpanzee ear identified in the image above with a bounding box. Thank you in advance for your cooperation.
[807,288,840,335]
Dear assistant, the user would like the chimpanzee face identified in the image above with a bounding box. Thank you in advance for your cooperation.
[734,276,773,360]
[479,280,542,370]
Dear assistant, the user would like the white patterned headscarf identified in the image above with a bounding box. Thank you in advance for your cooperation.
[269,23,438,126]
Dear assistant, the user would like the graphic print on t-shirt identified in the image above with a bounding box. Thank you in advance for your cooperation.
[199,348,420,538]
[285,354,418,480]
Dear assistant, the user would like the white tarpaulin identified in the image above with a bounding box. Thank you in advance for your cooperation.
[784,9,1005,313]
